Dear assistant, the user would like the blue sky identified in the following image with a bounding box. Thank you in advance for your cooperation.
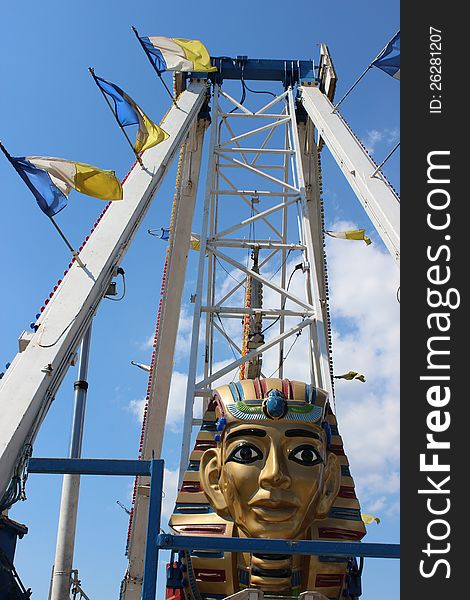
[0,1,399,598]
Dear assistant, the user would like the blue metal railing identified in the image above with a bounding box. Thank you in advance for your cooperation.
[28,457,399,600]
[157,534,400,560]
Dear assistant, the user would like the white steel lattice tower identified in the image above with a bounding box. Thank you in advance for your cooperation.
[177,85,335,481]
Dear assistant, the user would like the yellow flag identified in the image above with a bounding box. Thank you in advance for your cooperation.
[326,229,371,245]
[75,162,123,200]
[362,513,381,525]
[190,233,201,251]
[173,38,218,72]
[334,371,366,383]
[134,110,169,154]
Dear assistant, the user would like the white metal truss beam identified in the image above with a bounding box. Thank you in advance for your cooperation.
[299,84,400,264]
[195,317,315,390]
[201,307,313,317]
[220,117,291,146]
[217,172,283,238]
[222,155,300,191]
[215,196,299,239]
[122,117,209,600]
[207,240,305,250]
[215,249,278,306]
[212,249,315,312]
[0,80,208,500]
[215,190,300,197]
[213,320,243,355]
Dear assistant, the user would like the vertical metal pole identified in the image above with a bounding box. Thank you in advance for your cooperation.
[178,87,220,485]
[141,459,164,600]
[50,325,93,600]
[288,89,333,399]
[278,117,290,379]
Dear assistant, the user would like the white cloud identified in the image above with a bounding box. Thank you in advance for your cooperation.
[136,304,195,363]
[174,305,194,360]
[363,128,399,154]
[364,496,387,514]
[127,359,238,432]
[128,398,146,421]
[165,371,196,429]
[325,224,400,514]
[161,467,180,523]
[364,129,383,154]
[139,334,154,351]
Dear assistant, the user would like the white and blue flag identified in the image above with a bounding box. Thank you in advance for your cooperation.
[372,31,400,80]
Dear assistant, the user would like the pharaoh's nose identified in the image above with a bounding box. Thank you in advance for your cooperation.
[259,444,291,490]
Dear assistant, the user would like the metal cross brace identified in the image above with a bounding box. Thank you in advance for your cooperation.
[157,533,400,560]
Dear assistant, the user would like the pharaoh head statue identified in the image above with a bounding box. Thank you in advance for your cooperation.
[200,378,341,540]
[170,378,365,599]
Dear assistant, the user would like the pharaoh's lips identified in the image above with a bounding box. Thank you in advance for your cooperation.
[249,498,298,522]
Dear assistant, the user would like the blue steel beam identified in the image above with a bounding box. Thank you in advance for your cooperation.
[195,57,316,85]
[157,534,400,560]
[142,459,164,600]
[28,457,152,477]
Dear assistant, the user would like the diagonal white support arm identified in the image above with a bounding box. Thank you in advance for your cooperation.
[0,81,208,499]
[299,85,400,265]
[195,317,315,390]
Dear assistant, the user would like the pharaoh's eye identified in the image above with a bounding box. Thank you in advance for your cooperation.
[226,443,263,465]
[289,444,322,466]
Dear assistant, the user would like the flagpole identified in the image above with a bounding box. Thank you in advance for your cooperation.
[88,68,144,167]
[332,65,372,113]
[48,216,86,268]
[370,141,400,178]
[131,26,179,108]
[332,32,399,113]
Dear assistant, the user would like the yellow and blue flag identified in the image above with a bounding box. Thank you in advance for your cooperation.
[372,31,400,80]
[138,35,217,73]
[4,152,122,217]
[94,75,169,153]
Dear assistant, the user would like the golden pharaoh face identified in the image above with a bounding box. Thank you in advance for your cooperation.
[200,380,341,540]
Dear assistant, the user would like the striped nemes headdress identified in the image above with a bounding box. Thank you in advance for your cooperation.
[170,378,365,600]
[213,378,331,441]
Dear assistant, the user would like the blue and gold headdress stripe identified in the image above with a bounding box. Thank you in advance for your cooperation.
[214,378,328,426]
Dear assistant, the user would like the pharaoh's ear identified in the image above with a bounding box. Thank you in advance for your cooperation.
[316,451,341,519]
[200,448,231,519]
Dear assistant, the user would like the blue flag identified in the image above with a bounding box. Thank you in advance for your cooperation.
[372,31,400,80]
[94,76,140,127]
[9,156,68,217]
[139,36,167,73]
